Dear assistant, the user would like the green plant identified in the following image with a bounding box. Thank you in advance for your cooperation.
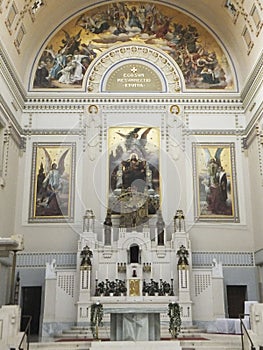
[90,302,104,339]
[168,302,181,338]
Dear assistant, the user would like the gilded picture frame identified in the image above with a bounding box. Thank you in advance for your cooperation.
[29,142,76,223]
[193,142,239,222]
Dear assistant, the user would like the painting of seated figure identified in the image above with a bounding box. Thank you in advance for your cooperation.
[108,127,160,223]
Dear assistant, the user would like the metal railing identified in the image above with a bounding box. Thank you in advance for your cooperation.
[239,313,256,350]
[18,315,32,350]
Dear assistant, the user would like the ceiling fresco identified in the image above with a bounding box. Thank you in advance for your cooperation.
[32,1,235,91]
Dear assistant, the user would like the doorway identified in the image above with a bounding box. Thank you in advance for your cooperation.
[227,285,247,318]
[21,286,42,335]
[130,244,140,263]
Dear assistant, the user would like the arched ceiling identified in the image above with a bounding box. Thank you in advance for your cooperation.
[0,0,262,94]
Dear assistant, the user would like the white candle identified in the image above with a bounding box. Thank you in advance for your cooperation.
[150,264,153,279]
[106,264,109,279]
[160,264,162,278]
[95,270,98,280]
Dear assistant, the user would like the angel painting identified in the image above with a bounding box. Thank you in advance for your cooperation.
[115,127,152,159]
[193,143,238,220]
[30,143,75,221]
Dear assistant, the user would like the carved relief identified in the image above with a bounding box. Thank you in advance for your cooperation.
[85,104,102,161]
[87,45,181,93]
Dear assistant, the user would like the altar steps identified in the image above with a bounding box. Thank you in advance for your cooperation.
[27,341,92,350]
[28,330,243,350]
[180,333,242,350]
[54,325,111,341]
[52,324,206,341]
[28,334,242,350]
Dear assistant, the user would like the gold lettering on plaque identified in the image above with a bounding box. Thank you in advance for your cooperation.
[105,63,163,92]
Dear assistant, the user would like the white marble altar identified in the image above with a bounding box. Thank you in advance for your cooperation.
[111,312,160,341]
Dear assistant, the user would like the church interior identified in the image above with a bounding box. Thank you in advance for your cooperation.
[0,0,263,349]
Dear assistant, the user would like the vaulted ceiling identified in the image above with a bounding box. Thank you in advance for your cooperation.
[0,0,262,96]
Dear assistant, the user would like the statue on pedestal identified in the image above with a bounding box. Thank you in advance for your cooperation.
[174,209,185,232]
[80,245,93,268]
[176,245,189,267]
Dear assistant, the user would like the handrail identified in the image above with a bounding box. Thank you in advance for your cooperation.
[239,313,256,350]
[18,315,32,350]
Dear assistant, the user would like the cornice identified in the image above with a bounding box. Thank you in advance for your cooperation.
[0,95,24,148]
[242,99,263,146]
[184,104,243,113]
[24,128,84,136]
[10,123,25,149]
[185,129,244,136]
[23,97,243,109]
[24,104,84,112]
[0,42,26,107]
[241,50,263,109]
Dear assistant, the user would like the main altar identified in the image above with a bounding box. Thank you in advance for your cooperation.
[41,142,195,340]
[43,202,193,340]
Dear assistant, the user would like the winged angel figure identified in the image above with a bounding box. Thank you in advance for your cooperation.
[115,127,152,159]
[36,148,70,216]
[200,147,232,216]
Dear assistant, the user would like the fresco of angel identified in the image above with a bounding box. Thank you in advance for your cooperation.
[31,144,74,219]
[115,127,152,159]
[194,144,236,219]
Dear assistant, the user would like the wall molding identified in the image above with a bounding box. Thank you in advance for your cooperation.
[16,251,255,268]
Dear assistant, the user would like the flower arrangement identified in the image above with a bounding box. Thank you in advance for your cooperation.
[90,302,103,339]
[168,302,181,338]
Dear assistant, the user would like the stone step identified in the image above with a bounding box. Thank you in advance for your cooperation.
[53,328,209,344]
[180,333,242,350]
[29,337,242,350]
[29,341,91,350]
[44,324,243,350]
[180,327,206,333]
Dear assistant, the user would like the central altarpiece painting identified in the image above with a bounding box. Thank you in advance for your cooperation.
[108,127,160,226]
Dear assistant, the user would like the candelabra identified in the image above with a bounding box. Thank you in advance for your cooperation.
[170,278,174,296]
[143,262,152,272]
[117,262,127,272]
